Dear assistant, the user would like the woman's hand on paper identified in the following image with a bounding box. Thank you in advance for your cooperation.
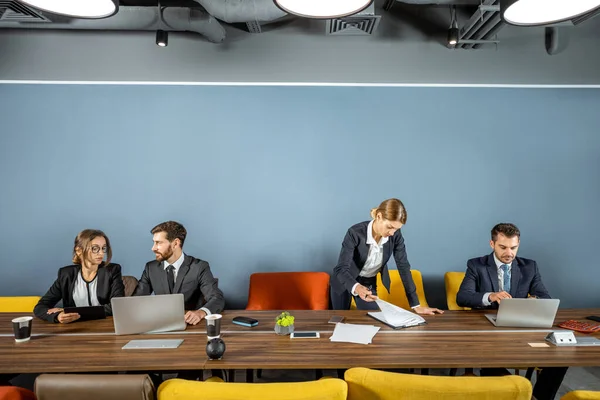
[413,306,444,315]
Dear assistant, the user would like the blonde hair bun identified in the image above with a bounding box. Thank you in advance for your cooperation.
[370,208,378,219]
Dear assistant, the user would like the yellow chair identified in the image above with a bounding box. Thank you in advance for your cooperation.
[158,377,347,400]
[0,296,40,312]
[445,272,528,377]
[444,272,470,311]
[345,367,532,400]
[351,269,429,310]
[562,391,600,400]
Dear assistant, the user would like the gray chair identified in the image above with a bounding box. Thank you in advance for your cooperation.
[34,374,155,400]
[122,276,139,297]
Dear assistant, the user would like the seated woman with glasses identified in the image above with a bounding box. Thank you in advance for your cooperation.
[34,229,125,323]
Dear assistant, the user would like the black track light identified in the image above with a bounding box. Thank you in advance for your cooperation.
[447,27,459,47]
[156,30,168,47]
[447,6,459,47]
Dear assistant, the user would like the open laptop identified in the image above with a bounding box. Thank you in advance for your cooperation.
[111,294,186,335]
[485,298,560,328]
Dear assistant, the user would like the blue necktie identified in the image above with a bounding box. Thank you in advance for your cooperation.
[501,264,511,293]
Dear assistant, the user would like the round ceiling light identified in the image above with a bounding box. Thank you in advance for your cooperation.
[501,0,600,26]
[273,0,373,19]
[18,0,119,19]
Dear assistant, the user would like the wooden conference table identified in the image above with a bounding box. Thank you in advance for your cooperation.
[0,309,599,374]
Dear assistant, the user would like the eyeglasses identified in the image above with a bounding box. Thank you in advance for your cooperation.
[91,246,108,254]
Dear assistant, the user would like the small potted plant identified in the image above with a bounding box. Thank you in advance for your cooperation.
[274,311,295,335]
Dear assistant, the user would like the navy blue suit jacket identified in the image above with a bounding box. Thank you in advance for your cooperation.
[331,221,419,307]
[456,253,551,309]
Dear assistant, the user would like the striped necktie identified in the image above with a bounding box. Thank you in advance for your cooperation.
[501,264,511,293]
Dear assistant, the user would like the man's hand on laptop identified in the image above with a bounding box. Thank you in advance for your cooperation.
[489,291,512,304]
[185,310,206,325]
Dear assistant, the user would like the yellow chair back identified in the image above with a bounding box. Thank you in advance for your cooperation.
[351,269,428,310]
[445,271,470,310]
[345,367,532,400]
[0,296,40,312]
[158,378,347,400]
[561,391,600,400]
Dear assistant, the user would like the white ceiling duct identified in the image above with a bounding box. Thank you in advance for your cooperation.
[194,0,287,24]
[0,5,226,43]
[395,0,485,4]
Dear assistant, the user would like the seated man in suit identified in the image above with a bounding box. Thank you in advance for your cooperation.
[457,223,567,400]
[134,220,225,325]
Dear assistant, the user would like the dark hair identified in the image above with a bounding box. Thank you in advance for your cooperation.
[72,229,112,265]
[151,221,187,247]
[491,223,520,241]
[370,198,407,224]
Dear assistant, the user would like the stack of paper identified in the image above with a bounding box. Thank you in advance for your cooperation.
[370,299,426,328]
[329,323,380,345]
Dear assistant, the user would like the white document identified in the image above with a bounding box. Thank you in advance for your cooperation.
[329,323,380,345]
[373,299,426,327]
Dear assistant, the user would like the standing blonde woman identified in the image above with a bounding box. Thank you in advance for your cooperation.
[331,198,442,315]
[34,229,125,323]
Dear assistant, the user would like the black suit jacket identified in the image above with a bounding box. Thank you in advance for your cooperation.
[331,221,419,307]
[133,255,225,314]
[34,263,125,322]
[456,253,551,309]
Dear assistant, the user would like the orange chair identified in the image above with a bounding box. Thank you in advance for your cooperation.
[0,387,36,400]
[246,272,330,310]
[244,272,330,381]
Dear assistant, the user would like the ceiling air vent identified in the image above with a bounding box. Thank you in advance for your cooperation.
[326,3,380,36]
[0,0,50,22]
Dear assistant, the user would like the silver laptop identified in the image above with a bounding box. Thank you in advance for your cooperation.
[111,294,186,335]
[485,298,560,328]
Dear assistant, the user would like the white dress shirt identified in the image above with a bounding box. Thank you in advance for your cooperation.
[163,251,186,281]
[164,252,211,316]
[482,253,513,306]
[351,221,388,298]
[72,270,100,307]
[360,220,389,278]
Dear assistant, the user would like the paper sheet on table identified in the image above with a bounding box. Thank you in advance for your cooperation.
[329,323,380,345]
[372,299,426,327]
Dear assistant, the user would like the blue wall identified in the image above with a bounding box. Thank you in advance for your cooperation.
[0,84,599,309]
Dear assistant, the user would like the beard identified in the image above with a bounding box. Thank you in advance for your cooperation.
[155,247,174,262]
[496,251,514,263]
